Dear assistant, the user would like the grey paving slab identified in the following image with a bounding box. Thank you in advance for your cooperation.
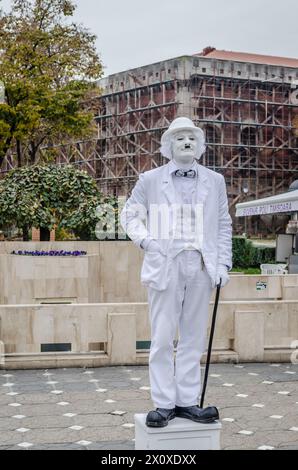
[0,363,297,450]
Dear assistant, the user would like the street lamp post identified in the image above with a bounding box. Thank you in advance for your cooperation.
[242,185,249,236]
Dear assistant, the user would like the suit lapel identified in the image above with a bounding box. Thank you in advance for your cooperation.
[194,162,211,205]
[161,163,176,204]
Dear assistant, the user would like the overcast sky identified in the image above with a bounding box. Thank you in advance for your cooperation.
[1,0,298,77]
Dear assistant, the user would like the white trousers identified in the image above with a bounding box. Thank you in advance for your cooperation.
[147,250,213,409]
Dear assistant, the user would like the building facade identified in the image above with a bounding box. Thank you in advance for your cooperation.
[95,48,298,234]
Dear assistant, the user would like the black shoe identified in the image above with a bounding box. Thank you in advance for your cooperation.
[146,407,176,428]
[175,405,219,423]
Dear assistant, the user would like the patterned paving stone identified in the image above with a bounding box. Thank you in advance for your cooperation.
[0,363,297,450]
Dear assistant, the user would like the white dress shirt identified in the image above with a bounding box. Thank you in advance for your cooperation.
[168,159,202,258]
[141,159,202,258]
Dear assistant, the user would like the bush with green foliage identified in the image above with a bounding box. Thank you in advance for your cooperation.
[232,236,275,269]
[0,164,117,240]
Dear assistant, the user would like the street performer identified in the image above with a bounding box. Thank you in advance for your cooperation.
[121,117,232,427]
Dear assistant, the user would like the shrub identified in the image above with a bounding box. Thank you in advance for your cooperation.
[232,236,275,268]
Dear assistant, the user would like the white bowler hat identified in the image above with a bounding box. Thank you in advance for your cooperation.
[160,117,206,160]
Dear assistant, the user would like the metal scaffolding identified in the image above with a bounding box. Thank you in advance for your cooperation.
[94,53,298,234]
[2,49,298,235]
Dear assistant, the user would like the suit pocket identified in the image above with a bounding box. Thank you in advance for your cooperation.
[141,251,169,290]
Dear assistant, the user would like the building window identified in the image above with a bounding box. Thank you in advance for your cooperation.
[220,68,224,74]
[202,68,206,73]
[205,125,221,144]
[168,69,171,73]
[190,74,202,88]
[237,71,242,76]
[241,127,257,146]
[255,72,259,77]
[156,72,159,77]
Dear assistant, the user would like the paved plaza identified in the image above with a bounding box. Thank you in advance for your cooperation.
[0,363,297,450]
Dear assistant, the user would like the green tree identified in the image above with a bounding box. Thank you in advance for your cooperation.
[0,0,102,167]
[0,164,117,241]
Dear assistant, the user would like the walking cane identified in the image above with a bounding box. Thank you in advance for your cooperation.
[199,278,222,409]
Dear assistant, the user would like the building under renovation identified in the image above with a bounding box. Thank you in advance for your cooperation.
[95,47,298,235]
[2,47,298,235]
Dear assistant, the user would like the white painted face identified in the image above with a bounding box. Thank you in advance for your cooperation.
[171,130,197,165]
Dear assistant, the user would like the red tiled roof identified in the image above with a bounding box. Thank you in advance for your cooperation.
[195,48,298,68]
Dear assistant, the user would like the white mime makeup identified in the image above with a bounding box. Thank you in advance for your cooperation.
[171,130,197,168]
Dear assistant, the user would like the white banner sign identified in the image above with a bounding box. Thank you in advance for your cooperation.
[236,200,298,216]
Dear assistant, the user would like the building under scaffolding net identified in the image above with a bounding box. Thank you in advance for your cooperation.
[2,47,298,235]
[94,48,298,235]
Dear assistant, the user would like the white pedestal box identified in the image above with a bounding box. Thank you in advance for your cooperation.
[134,414,221,450]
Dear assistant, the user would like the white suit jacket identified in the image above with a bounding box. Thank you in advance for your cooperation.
[120,161,233,291]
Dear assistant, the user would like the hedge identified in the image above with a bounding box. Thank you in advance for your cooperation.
[232,236,275,269]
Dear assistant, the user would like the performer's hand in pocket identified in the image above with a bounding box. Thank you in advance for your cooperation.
[146,239,163,254]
